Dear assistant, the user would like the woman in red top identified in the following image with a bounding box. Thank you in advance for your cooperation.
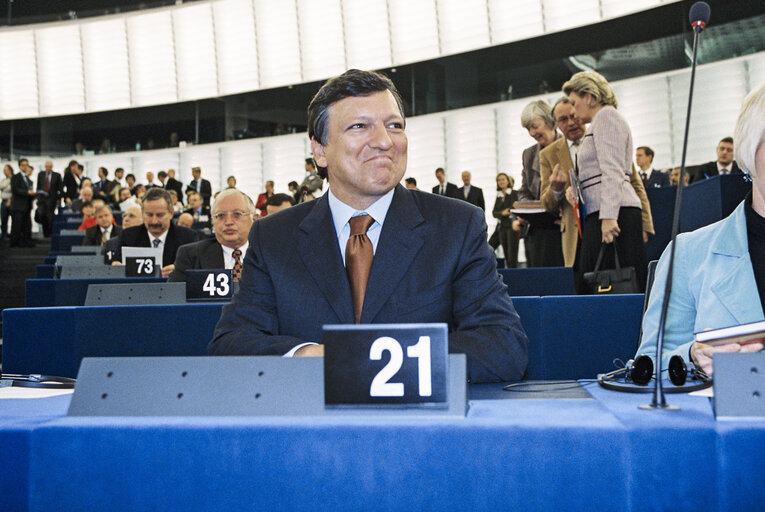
[256,180,274,216]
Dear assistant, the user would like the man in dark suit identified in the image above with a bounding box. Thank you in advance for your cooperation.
[458,171,485,210]
[431,167,460,198]
[35,160,62,237]
[93,167,116,201]
[183,191,212,229]
[107,187,198,277]
[635,146,670,188]
[169,189,256,282]
[185,166,212,207]
[10,158,36,248]
[83,205,121,246]
[165,169,184,205]
[210,69,528,383]
[691,137,741,183]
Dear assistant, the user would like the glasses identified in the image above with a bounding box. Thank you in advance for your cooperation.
[213,210,249,221]
[556,115,577,124]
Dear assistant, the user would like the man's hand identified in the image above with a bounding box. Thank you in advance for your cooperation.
[512,219,521,232]
[295,344,324,357]
[501,208,512,217]
[550,163,569,192]
[643,231,649,244]
[111,261,123,266]
[601,219,620,244]
[161,264,175,278]
[691,339,764,376]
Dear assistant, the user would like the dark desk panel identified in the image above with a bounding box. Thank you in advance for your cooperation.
[25,277,165,307]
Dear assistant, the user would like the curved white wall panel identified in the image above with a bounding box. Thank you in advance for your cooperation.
[127,11,178,106]
[36,25,85,116]
[174,3,219,101]
[0,30,39,119]
[0,0,677,119]
[81,18,131,111]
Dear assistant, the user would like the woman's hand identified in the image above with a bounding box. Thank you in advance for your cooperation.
[691,339,764,376]
[601,219,620,244]
[565,186,576,207]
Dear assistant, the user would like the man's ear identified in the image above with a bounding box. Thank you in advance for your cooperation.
[311,138,328,169]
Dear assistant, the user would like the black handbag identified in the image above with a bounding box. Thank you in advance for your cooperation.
[583,241,639,294]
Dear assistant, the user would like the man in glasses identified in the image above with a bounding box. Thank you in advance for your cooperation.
[169,189,256,283]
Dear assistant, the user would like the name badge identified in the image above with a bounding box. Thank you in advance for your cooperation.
[186,269,233,301]
[323,323,448,407]
[125,256,159,277]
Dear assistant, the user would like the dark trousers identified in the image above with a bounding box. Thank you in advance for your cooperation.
[0,199,9,237]
[10,209,32,246]
[499,226,520,268]
[579,207,647,292]
[526,225,564,267]
[37,202,56,236]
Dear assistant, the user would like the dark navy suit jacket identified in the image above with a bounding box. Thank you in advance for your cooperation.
[210,185,528,383]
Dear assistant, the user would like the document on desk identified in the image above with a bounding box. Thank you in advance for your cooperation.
[0,386,74,399]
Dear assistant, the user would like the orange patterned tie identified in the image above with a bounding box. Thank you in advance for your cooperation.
[346,214,374,324]
[232,249,242,282]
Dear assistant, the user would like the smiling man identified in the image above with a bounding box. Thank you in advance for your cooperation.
[209,69,528,383]
[169,189,255,282]
[107,187,197,277]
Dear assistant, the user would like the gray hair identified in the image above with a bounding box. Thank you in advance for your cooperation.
[212,188,256,216]
[734,81,765,177]
[521,100,555,130]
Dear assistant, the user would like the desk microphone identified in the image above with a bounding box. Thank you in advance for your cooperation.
[640,1,711,410]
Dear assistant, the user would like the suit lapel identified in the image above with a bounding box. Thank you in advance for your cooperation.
[296,196,355,323]
[362,186,425,323]
[203,240,225,268]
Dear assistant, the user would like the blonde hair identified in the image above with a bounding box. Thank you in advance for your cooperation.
[562,71,618,108]
[734,81,765,177]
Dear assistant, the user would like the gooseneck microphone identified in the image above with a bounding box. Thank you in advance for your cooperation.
[640,1,711,410]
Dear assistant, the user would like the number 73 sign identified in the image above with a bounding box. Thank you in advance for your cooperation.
[322,324,448,407]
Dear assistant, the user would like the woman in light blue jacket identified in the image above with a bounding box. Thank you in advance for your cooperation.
[637,82,765,376]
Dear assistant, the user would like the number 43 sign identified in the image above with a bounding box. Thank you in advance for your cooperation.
[323,323,448,407]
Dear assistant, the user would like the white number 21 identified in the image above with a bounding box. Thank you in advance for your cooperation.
[369,336,432,397]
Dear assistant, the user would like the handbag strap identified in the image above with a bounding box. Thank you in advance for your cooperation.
[593,240,622,271]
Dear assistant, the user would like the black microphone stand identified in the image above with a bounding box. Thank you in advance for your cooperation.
[640,13,707,411]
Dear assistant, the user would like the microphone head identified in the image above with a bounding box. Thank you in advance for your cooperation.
[689,1,711,29]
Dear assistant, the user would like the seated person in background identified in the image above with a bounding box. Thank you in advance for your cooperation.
[226,176,237,189]
[169,189,255,283]
[669,167,689,187]
[70,186,94,214]
[169,189,184,213]
[636,82,765,376]
[256,180,274,216]
[77,201,96,230]
[404,177,418,190]
[265,193,294,215]
[102,205,142,262]
[133,183,147,201]
[107,188,198,277]
[691,136,742,183]
[117,187,139,211]
[83,205,121,246]
[184,191,211,228]
[209,69,528,383]
[177,212,194,228]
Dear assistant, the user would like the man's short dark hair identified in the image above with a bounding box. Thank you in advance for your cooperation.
[158,170,167,179]
[288,181,299,190]
[435,167,445,175]
[637,146,654,159]
[405,177,417,186]
[18,158,28,166]
[126,173,135,181]
[307,69,404,146]
[266,193,295,208]
[77,164,84,171]
[142,187,173,212]
[99,166,109,177]
[720,136,734,145]
[115,167,124,174]
[305,158,315,168]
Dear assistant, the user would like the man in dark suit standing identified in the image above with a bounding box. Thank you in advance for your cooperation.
[83,205,121,246]
[691,137,741,183]
[165,169,184,205]
[169,189,256,282]
[210,69,528,383]
[93,167,115,201]
[185,166,212,207]
[458,170,485,211]
[431,167,460,198]
[35,160,62,237]
[107,187,197,277]
[635,146,670,188]
[10,158,36,248]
